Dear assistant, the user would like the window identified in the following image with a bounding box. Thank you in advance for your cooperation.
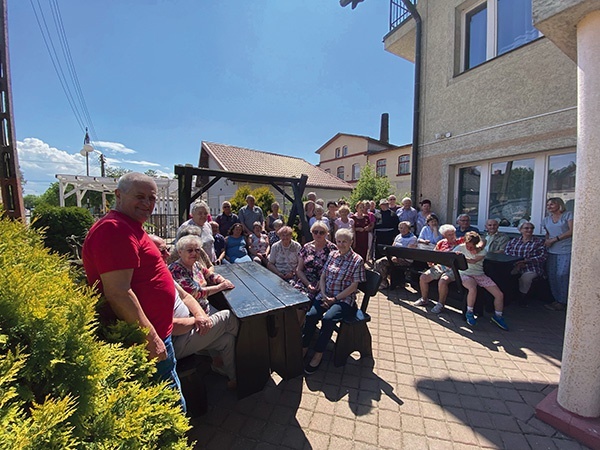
[488,158,534,227]
[342,145,348,157]
[352,163,360,180]
[546,153,576,212]
[337,166,345,180]
[463,0,540,71]
[335,147,341,158]
[324,168,331,174]
[455,151,576,230]
[398,154,410,175]
[376,159,387,177]
[457,165,481,225]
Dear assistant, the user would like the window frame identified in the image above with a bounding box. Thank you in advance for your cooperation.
[335,147,341,158]
[398,154,410,175]
[376,159,387,177]
[337,166,345,180]
[453,149,575,232]
[352,163,361,181]
[460,0,541,72]
[342,145,348,157]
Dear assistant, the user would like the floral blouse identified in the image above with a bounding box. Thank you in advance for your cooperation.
[168,260,224,313]
[292,240,337,296]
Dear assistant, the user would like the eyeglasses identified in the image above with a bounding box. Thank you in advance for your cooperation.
[223,205,231,209]
[312,230,327,235]
[185,248,202,253]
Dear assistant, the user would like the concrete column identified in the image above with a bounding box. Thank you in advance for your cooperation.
[557,10,600,418]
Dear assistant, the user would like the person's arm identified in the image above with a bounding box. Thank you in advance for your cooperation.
[172,283,213,336]
[295,257,317,292]
[100,269,167,361]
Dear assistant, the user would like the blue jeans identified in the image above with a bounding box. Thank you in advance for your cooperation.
[547,253,571,304]
[155,335,186,413]
[302,300,354,353]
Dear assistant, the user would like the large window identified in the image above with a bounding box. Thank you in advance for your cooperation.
[398,154,410,175]
[455,151,576,230]
[488,158,534,227]
[463,0,540,71]
[547,153,576,212]
[337,166,345,180]
[352,163,360,180]
[376,159,387,177]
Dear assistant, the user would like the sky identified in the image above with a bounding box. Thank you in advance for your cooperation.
[9,0,415,195]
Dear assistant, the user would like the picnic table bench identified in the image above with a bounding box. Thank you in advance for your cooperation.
[378,244,492,316]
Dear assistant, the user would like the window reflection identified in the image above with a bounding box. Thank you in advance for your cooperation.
[488,159,534,227]
[547,153,576,212]
[458,166,481,224]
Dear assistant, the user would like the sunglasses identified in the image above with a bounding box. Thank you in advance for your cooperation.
[312,230,327,235]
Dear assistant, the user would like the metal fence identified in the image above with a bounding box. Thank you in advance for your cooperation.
[91,213,180,241]
[390,0,416,31]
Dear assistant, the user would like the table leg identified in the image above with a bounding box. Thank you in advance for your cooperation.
[235,315,270,399]
[269,308,304,380]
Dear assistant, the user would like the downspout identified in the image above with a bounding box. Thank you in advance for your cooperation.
[399,0,422,202]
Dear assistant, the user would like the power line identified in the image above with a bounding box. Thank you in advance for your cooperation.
[29,0,99,142]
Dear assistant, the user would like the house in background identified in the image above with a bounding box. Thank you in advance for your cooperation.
[197,141,353,215]
[316,114,413,198]
[383,0,577,231]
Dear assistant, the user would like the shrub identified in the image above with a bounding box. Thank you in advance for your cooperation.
[229,185,275,219]
[31,206,94,256]
[0,217,191,449]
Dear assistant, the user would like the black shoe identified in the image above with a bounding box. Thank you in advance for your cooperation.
[304,360,322,375]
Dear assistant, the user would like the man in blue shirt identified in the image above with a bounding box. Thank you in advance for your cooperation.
[455,213,480,238]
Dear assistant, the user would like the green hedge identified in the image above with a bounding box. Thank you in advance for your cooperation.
[31,206,94,256]
[0,216,191,449]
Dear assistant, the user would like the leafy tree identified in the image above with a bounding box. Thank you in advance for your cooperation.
[144,169,158,177]
[229,185,275,217]
[23,194,39,210]
[105,166,131,178]
[348,163,393,209]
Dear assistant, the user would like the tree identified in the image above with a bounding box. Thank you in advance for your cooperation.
[105,166,131,178]
[348,163,393,209]
[144,169,158,178]
[229,185,275,217]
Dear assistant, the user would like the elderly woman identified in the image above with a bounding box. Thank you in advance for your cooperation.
[352,201,371,261]
[267,226,301,280]
[543,197,573,311]
[302,228,366,374]
[293,221,337,298]
[417,213,443,249]
[176,200,216,262]
[249,221,269,265]
[219,223,252,264]
[168,235,239,387]
[505,221,547,307]
[266,202,283,232]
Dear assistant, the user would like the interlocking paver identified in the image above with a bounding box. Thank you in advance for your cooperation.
[188,289,590,449]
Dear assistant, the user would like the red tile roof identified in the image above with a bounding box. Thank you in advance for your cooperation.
[201,141,353,191]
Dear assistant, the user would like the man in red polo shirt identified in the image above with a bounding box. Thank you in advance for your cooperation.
[82,172,184,410]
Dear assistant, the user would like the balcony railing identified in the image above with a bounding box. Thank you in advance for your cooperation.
[389,0,417,31]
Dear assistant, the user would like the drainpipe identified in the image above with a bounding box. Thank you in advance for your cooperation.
[399,0,422,202]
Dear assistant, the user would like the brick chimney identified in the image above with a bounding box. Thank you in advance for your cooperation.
[380,113,389,143]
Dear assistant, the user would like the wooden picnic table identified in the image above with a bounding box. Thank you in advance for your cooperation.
[214,262,310,399]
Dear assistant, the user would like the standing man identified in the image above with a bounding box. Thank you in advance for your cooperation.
[82,172,185,409]
[215,201,240,236]
[237,194,264,235]
[388,195,400,213]
[396,197,418,231]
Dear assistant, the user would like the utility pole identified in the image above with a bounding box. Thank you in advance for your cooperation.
[0,0,24,220]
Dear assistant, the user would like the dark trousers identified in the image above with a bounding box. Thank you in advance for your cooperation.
[302,299,354,353]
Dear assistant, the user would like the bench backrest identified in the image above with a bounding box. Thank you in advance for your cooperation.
[378,244,468,293]
[357,269,381,314]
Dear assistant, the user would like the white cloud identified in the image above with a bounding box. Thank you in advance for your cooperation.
[16,137,171,195]
[93,141,137,155]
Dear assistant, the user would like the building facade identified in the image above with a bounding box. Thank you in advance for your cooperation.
[316,133,413,198]
[384,0,577,231]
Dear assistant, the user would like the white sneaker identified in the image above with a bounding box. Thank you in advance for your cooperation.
[414,298,428,307]
[431,303,444,314]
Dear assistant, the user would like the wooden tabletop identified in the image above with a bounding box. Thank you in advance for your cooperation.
[214,262,310,320]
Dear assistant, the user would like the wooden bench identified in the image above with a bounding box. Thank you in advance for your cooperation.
[176,354,212,417]
[333,269,381,367]
[378,244,491,315]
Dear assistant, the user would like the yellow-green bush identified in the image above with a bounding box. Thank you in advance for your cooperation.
[0,217,191,449]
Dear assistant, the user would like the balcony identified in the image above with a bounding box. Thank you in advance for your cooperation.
[384,0,417,62]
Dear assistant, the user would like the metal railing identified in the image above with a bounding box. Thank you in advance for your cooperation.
[390,0,416,31]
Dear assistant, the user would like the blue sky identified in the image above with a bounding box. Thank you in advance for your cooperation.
[9,0,414,195]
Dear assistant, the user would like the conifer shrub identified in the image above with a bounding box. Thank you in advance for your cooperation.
[0,217,191,449]
[31,206,94,256]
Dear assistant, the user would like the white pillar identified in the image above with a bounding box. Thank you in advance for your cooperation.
[557,10,600,418]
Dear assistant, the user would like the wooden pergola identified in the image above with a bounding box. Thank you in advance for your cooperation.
[174,165,311,242]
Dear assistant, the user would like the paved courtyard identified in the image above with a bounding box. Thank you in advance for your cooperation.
[189,287,587,449]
